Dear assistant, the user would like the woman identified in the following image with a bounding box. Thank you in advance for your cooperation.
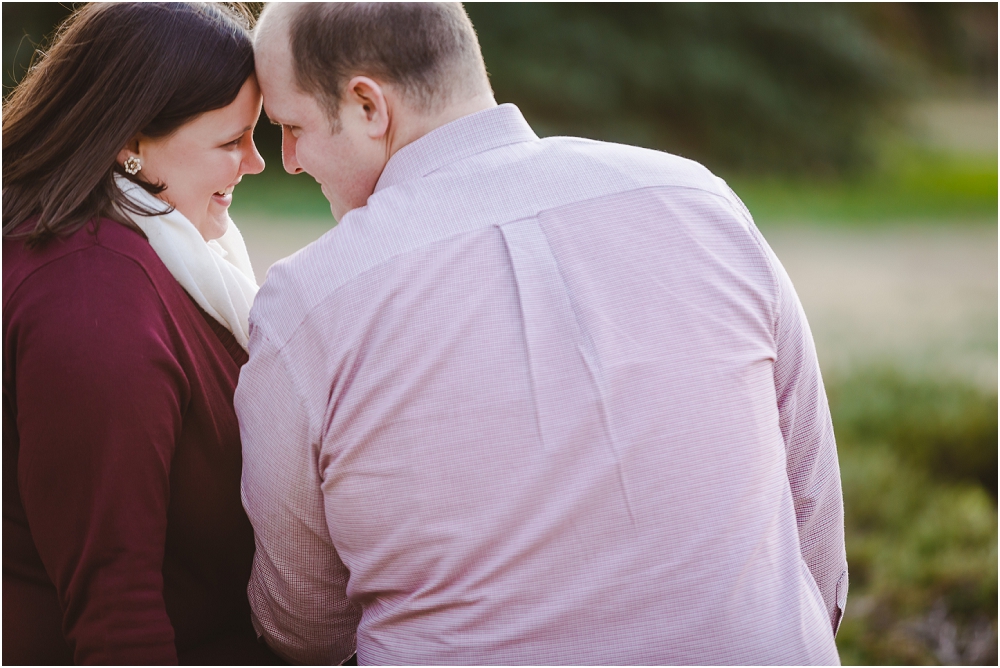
[3,3,278,664]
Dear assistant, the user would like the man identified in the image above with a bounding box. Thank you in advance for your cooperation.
[238,3,848,664]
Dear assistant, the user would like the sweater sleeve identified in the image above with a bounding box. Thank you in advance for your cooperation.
[10,247,189,664]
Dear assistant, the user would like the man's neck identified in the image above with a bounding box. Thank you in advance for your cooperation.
[386,93,498,160]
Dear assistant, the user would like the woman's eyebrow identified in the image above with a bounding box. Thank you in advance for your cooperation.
[226,125,253,140]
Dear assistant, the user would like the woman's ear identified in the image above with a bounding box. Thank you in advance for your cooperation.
[116,137,141,169]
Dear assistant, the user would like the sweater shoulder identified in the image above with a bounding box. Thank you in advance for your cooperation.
[3,219,173,310]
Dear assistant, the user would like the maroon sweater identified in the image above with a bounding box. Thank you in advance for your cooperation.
[3,219,278,665]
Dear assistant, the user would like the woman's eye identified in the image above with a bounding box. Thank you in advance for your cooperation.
[224,136,243,148]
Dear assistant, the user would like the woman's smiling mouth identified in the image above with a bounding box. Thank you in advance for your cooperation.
[212,184,236,206]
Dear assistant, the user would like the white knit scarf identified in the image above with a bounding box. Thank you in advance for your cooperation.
[115,175,258,350]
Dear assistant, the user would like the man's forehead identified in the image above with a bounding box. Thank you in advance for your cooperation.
[254,2,293,45]
[253,4,322,126]
[258,79,298,126]
[254,36,292,81]
[253,3,295,71]
[253,13,295,108]
[256,59,313,127]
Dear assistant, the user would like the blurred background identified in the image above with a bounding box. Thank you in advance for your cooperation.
[4,2,997,664]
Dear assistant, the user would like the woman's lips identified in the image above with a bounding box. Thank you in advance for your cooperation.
[211,185,235,207]
[211,192,233,207]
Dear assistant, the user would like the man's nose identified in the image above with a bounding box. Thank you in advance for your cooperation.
[282,127,304,175]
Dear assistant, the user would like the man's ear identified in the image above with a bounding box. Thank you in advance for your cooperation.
[346,76,389,140]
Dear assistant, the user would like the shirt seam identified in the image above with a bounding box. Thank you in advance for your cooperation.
[371,134,540,197]
[259,181,772,355]
[719,187,783,336]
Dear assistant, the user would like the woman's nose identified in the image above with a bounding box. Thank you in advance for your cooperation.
[243,138,265,175]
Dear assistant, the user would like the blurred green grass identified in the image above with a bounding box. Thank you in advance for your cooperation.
[231,142,998,228]
[230,169,332,221]
[828,371,998,665]
[731,147,998,226]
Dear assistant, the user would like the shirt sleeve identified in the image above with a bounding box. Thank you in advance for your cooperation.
[766,240,849,635]
[11,248,187,664]
[236,321,361,665]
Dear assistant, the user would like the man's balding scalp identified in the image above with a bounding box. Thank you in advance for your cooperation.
[257,2,491,125]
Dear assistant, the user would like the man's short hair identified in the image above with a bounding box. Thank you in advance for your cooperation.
[280,2,489,127]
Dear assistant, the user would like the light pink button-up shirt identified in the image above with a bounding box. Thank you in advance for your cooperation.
[236,104,847,665]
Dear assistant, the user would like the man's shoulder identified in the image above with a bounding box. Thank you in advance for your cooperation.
[419,133,735,224]
[249,228,337,348]
[531,135,728,198]
[250,136,742,348]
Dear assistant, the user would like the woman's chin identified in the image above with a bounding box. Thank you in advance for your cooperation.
[197,212,230,241]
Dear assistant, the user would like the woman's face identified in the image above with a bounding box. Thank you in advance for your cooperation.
[136,76,265,240]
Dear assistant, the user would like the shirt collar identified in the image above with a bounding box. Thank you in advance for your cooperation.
[373,103,539,194]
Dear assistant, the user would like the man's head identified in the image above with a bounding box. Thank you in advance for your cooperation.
[254,2,495,220]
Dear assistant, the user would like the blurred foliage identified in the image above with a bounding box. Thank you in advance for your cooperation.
[829,371,998,665]
[2,2,75,91]
[469,3,903,174]
[733,146,998,225]
[829,370,998,498]
[858,3,999,85]
[5,3,997,176]
[466,2,997,175]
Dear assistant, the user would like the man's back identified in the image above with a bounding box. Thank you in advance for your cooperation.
[237,104,846,665]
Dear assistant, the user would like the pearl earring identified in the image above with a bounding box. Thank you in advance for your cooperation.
[123,156,142,175]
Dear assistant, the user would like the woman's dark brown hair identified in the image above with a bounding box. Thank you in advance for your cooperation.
[2,2,255,246]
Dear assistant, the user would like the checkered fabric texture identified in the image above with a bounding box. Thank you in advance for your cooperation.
[236,104,847,665]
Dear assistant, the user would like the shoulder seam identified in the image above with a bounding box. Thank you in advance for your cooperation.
[5,242,175,332]
[262,181,750,350]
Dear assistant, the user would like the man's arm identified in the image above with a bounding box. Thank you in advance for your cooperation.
[236,324,361,665]
[765,240,849,635]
